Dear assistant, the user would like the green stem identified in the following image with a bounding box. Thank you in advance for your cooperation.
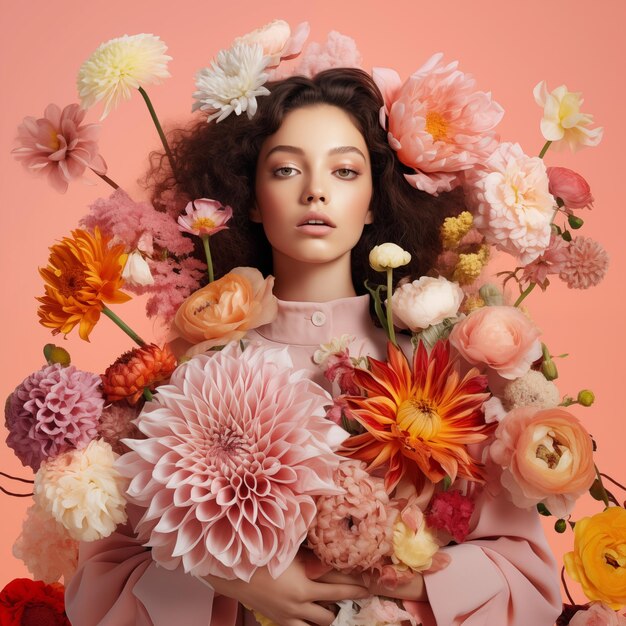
[138,86,176,173]
[143,388,154,402]
[514,282,536,307]
[102,306,146,346]
[386,269,397,346]
[92,169,120,190]
[594,465,611,508]
[202,236,214,283]
[538,140,552,159]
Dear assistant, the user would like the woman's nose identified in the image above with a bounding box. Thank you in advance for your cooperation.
[301,176,328,204]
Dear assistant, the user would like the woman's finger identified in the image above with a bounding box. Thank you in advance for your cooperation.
[316,570,366,586]
[298,601,337,626]
[310,581,370,602]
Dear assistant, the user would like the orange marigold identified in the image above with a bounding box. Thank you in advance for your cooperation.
[341,341,493,492]
[102,344,177,404]
[37,228,130,341]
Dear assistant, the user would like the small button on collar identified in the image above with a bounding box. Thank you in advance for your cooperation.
[311,311,327,327]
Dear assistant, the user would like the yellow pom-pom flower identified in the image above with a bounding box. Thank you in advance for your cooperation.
[441,211,473,250]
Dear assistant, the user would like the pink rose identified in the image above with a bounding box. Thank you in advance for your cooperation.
[547,166,594,210]
[489,407,595,518]
[570,602,626,626]
[449,306,542,379]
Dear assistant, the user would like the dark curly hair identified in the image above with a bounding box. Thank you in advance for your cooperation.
[147,68,464,291]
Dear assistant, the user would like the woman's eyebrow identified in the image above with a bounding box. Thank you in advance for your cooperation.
[265,145,366,161]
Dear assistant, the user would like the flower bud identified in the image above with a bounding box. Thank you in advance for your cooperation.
[542,358,558,381]
[567,214,584,230]
[547,166,594,210]
[554,518,567,533]
[478,283,504,306]
[577,389,595,407]
[369,243,411,272]
[43,343,71,366]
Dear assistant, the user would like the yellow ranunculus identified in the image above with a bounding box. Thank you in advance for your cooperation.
[392,518,440,572]
[564,507,626,610]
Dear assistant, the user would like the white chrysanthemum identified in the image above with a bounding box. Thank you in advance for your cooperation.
[77,34,172,119]
[33,439,128,541]
[193,42,271,122]
[471,142,555,265]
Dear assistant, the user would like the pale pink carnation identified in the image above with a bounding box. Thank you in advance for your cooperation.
[5,364,103,471]
[426,489,475,543]
[98,404,142,454]
[521,234,569,289]
[307,461,396,572]
[12,504,78,584]
[12,103,106,193]
[570,602,626,626]
[374,54,503,195]
[118,343,347,581]
[559,236,608,289]
[471,142,555,264]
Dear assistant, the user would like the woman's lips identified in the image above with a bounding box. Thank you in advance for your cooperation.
[296,212,336,235]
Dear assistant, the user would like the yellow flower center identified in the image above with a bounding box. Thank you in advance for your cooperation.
[397,397,442,441]
[192,217,216,231]
[425,111,449,142]
[55,267,87,298]
[49,130,60,151]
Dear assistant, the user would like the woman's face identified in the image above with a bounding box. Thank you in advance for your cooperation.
[253,104,373,267]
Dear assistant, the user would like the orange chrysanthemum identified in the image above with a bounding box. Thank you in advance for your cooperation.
[37,228,131,341]
[341,341,493,492]
[102,344,177,404]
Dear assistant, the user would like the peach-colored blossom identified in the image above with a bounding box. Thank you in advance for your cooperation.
[449,305,542,380]
[470,142,555,264]
[375,54,503,195]
[235,20,309,67]
[547,166,594,210]
[489,407,595,518]
[12,103,106,193]
[570,603,626,626]
[174,267,278,355]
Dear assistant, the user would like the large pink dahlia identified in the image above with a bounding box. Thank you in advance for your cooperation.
[374,54,503,195]
[117,343,348,581]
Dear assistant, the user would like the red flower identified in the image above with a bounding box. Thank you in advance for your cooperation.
[0,578,69,626]
[426,489,475,543]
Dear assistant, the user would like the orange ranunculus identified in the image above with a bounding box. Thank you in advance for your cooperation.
[102,343,178,404]
[174,266,278,356]
[564,507,626,610]
[341,341,493,492]
[37,227,130,341]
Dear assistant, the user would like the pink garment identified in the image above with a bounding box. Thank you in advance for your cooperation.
[65,295,562,626]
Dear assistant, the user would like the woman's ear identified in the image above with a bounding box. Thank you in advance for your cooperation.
[249,203,263,223]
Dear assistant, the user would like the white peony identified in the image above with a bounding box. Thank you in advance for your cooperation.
[390,276,464,331]
[122,250,154,287]
[77,34,172,119]
[33,439,128,542]
[471,142,555,265]
[369,243,411,272]
[534,81,603,151]
[193,43,271,123]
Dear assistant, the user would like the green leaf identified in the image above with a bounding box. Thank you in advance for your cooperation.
[537,503,551,516]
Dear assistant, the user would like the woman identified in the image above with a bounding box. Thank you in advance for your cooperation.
[66,69,562,626]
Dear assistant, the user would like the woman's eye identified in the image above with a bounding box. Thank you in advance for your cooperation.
[335,168,358,179]
[274,166,297,178]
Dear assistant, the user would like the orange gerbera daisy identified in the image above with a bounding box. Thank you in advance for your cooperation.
[341,341,493,492]
[37,228,130,341]
[101,343,177,404]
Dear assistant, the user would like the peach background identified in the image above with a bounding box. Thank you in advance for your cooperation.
[1,0,624,610]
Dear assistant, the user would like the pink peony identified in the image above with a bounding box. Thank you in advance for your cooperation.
[12,103,106,193]
[177,198,233,237]
[12,504,78,584]
[449,305,542,380]
[307,461,396,572]
[570,603,626,626]
[374,54,503,195]
[5,364,103,471]
[559,236,609,289]
[547,166,594,210]
[426,489,475,543]
[489,407,596,518]
[470,142,555,264]
[521,234,569,289]
[118,343,348,581]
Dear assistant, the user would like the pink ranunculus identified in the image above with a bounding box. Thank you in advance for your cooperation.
[118,343,347,582]
[235,20,309,67]
[489,407,596,518]
[547,166,594,210]
[378,54,503,195]
[449,305,542,380]
[177,198,233,237]
[12,103,106,193]
[570,602,626,626]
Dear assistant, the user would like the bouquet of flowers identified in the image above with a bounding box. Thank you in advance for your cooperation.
[2,18,625,626]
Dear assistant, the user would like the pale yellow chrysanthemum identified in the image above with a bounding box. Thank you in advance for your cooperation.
[441,211,473,250]
[453,246,489,285]
[77,34,172,119]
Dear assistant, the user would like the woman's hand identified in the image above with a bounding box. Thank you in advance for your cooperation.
[366,571,427,602]
[202,551,369,626]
